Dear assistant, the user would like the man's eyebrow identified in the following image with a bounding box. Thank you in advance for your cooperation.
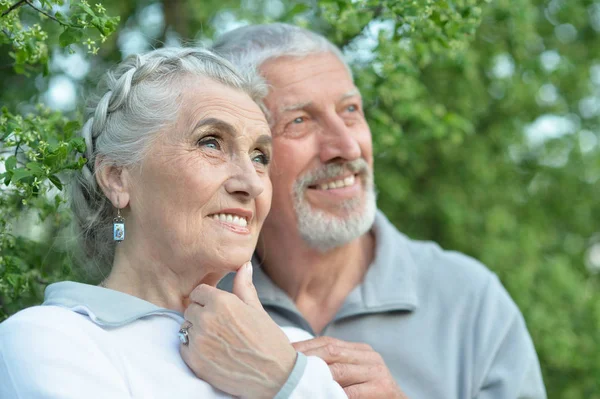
[192,118,236,136]
[279,90,361,114]
[340,89,360,101]
[280,101,312,113]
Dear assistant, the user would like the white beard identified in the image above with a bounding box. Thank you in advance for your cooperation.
[292,159,377,252]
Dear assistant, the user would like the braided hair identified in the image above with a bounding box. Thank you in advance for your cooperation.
[71,47,266,277]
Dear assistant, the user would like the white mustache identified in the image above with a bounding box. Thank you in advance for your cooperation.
[297,159,371,189]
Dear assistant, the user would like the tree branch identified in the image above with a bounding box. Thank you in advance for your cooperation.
[338,3,386,49]
[24,0,65,25]
[1,0,26,17]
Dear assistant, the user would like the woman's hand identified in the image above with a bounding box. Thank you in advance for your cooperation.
[180,262,297,399]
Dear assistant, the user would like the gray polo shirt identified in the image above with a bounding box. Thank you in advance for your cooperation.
[219,210,547,399]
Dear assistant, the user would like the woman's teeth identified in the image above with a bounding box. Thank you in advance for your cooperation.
[212,214,248,227]
[317,175,355,190]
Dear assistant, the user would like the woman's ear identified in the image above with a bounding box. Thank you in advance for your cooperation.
[95,157,131,209]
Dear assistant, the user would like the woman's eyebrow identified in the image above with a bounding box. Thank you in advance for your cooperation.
[192,118,236,137]
[255,134,272,147]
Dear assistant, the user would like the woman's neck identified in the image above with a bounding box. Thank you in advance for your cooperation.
[100,242,223,313]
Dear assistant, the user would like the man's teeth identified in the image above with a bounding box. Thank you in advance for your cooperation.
[212,213,248,227]
[317,175,356,190]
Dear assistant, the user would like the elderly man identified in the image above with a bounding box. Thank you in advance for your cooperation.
[212,23,547,398]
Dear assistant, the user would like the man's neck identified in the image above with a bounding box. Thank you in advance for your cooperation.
[258,229,375,334]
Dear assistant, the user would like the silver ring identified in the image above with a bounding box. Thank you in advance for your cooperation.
[178,321,192,346]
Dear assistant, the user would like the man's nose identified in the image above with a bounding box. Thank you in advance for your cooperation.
[318,113,362,163]
[224,156,264,201]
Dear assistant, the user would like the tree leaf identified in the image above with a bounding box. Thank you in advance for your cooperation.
[26,162,45,176]
[4,156,17,171]
[59,28,84,47]
[49,175,63,191]
[11,168,33,182]
[64,120,81,136]
[69,136,86,153]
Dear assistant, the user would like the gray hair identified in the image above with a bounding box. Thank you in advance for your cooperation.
[212,23,352,114]
[71,47,266,276]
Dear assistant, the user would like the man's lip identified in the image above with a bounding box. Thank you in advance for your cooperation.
[208,208,253,222]
[308,173,358,188]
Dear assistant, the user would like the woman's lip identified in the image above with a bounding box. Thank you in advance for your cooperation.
[211,218,251,235]
[209,208,253,222]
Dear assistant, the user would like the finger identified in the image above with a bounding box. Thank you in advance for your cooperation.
[232,262,263,310]
[189,283,221,307]
[329,363,372,387]
[299,346,381,365]
[292,336,373,353]
[344,382,384,399]
[183,301,206,325]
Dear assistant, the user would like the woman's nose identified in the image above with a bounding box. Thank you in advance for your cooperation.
[223,156,264,200]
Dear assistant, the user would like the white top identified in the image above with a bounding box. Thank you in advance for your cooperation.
[0,282,346,399]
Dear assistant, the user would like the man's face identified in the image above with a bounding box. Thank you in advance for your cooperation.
[259,52,376,251]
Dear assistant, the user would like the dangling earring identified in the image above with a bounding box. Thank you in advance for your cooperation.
[113,197,125,243]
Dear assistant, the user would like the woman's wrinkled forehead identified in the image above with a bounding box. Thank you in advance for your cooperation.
[166,76,271,142]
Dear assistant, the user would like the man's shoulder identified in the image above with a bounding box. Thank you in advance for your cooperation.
[404,234,494,284]
[380,215,513,309]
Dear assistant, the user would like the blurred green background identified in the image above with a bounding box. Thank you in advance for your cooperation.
[1,0,599,397]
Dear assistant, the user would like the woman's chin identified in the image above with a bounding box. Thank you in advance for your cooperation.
[213,252,255,274]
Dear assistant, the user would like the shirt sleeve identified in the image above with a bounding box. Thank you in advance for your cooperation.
[274,353,347,399]
[0,307,131,399]
[473,276,547,399]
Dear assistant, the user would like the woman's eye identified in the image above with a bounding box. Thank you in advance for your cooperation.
[252,152,270,166]
[198,137,220,150]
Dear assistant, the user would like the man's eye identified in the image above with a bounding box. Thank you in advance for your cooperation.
[346,105,358,112]
[292,117,305,124]
[198,137,220,150]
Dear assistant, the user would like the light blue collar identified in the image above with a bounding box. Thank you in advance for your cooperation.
[43,281,183,327]
[220,210,419,321]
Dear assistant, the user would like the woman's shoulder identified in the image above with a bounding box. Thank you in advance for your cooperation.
[1,304,96,333]
[0,304,110,355]
[0,305,132,397]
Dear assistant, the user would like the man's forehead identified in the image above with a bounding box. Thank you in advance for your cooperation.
[261,52,353,87]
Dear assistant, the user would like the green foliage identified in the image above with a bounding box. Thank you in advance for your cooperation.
[1,0,118,73]
[0,0,118,321]
[0,0,599,397]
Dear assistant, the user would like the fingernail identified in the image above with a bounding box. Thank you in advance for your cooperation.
[245,262,253,278]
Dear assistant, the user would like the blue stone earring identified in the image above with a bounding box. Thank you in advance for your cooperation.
[113,206,125,243]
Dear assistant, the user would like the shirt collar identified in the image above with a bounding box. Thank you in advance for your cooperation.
[43,281,183,327]
[336,210,419,317]
[225,209,420,320]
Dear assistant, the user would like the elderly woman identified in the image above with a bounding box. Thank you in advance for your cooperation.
[0,48,346,398]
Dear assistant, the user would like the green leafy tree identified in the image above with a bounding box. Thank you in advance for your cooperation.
[0,0,118,317]
[1,0,598,397]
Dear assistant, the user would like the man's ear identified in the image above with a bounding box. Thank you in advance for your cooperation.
[95,157,131,209]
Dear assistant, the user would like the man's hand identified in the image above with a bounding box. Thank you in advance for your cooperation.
[180,262,297,399]
[293,337,408,399]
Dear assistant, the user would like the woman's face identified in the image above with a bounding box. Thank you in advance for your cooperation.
[126,77,272,276]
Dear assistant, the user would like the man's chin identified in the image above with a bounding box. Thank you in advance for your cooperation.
[305,207,364,223]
